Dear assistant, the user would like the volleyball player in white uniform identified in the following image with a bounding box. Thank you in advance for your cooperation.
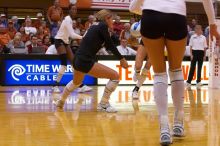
[53,4,91,93]
[131,0,220,145]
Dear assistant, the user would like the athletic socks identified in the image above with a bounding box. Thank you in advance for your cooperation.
[154,72,168,116]
[101,80,119,104]
[168,69,184,122]
[61,80,80,102]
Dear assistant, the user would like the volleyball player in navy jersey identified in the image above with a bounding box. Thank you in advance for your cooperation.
[54,9,128,113]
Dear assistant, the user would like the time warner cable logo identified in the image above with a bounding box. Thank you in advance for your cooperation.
[8,64,26,81]
[7,63,73,82]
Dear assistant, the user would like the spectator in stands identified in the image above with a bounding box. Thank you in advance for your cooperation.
[130,17,136,25]
[119,23,131,41]
[204,26,209,38]
[189,19,197,32]
[76,17,84,30]
[11,16,20,31]
[47,0,63,39]
[0,24,11,53]
[84,15,95,30]
[113,15,124,37]
[72,20,80,35]
[80,29,86,36]
[117,39,136,55]
[7,35,25,53]
[41,21,50,37]
[26,35,39,53]
[0,14,7,28]
[24,18,37,35]
[42,35,51,47]
[37,38,47,51]
[7,19,17,39]
[19,26,29,43]
[33,13,43,29]
[36,26,45,40]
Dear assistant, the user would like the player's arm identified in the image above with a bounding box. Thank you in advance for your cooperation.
[66,18,83,40]
[101,23,123,59]
[100,23,128,68]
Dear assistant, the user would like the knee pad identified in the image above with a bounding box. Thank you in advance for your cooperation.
[153,72,168,97]
[106,80,119,92]
[66,80,80,92]
[168,69,184,82]
[169,69,184,99]
[59,54,67,66]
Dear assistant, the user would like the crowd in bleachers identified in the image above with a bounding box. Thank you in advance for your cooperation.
[0,0,210,56]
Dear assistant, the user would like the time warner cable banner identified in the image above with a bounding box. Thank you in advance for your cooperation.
[5,60,96,85]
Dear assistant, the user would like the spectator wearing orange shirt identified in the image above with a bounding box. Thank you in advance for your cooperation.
[36,26,45,40]
[33,13,44,29]
[41,21,50,36]
[76,17,84,30]
[0,25,11,53]
[0,25,11,46]
[19,26,30,43]
[47,0,63,38]
[7,20,17,39]
[47,0,63,25]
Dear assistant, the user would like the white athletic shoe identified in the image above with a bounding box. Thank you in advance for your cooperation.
[160,115,172,146]
[173,111,184,137]
[97,103,117,113]
[52,86,61,93]
[173,122,184,137]
[185,82,191,89]
[196,82,203,87]
[160,127,172,146]
[54,99,65,111]
[78,85,93,93]
[132,90,139,100]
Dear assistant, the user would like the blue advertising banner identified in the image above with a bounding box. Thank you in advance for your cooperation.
[5,60,96,85]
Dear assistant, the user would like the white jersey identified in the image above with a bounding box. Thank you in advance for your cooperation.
[55,16,82,44]
[142,0,186,16]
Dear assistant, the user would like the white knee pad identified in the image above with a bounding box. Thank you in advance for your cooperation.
[169,69,184,97]
[153,72,168,97]
[59,65,67,75]
[168,69,184,82]
[106,80,119,92]
[66,80,80,92]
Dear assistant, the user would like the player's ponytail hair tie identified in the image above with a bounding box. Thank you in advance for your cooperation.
[95,9,112,21]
